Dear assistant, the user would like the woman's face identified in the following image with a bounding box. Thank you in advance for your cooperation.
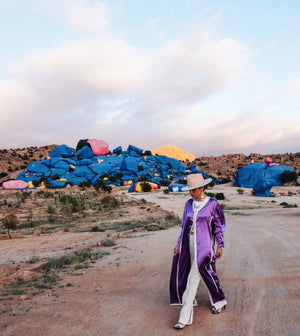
[189,187,204,200]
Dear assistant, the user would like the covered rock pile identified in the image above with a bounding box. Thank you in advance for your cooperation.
[235,157,297,196]
[13,140,210,190]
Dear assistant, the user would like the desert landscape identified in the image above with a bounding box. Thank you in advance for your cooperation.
[0,145,300,335]
[0,177,299,335]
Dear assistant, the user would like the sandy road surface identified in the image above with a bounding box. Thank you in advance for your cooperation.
[1,190,300,336]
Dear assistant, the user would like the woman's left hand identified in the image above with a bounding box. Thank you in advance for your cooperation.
[216,247,224,259]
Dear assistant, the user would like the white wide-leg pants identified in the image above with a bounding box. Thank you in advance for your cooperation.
[178,205,200,325]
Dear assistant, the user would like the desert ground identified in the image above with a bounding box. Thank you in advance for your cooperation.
[0,183,300,336]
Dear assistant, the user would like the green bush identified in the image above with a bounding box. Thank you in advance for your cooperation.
[59,194,85,212]
[78,181,91,189]
[100,238,116,247]
[205,192,225,200]
[46,205,56,214]
[1,213,18,239]
[159,180,171,187]
[280,170,298,184]
[140,181,152,192]
[101,195,119,208]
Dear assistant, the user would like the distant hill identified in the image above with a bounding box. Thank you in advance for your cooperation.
[151,145,196,162]
[0,145,57,182]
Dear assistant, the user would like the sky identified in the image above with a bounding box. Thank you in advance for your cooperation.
[0,0,300,156]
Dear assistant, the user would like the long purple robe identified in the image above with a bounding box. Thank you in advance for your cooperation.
[169,197,226,305]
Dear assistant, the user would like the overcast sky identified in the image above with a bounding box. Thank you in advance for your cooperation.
[0,0,300,156]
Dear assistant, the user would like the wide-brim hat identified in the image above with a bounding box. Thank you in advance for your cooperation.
[181,173,212,191]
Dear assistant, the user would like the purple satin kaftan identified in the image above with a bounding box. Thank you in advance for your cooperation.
[169,197,226,306]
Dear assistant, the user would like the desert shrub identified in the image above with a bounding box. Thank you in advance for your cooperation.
[163,189,170,194]
[100,238,116,247]
[159,180,171,187]
[36,189,52,198]
[78,181,91,189]
[0,172,8,178]
[215,193,225,200]
[21,190,32,199]
[46,204,56,214]
[1,213,18,239]
[91,226,105,232]
[138,176,149,182]
[101,195,119,208]
[59,194,85,213]
[105,175,114,182]
[220,178,231,184]
[94,179,112,193]
[46,258,63,270]
[27,256,40,263]
[237,188,244,194]
[32,180,39,187]
[279,202,298,208]
[145,224,161,231]
[140,181,152,192]
[280,170,298,184]
[205,192,225,200]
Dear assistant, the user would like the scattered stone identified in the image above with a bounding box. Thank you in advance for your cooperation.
[19,295,29,302]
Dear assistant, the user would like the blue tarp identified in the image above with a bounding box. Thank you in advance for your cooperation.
[77,146,94,159]
[121,157,138,172]
[49,180,69,188]
[253,179,275,197]
[168,184,186,192]
[235,163,295,188]
[49,144,75,158]
[17,142,214,189]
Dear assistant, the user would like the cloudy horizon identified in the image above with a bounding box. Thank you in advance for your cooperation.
[1,0,299,157]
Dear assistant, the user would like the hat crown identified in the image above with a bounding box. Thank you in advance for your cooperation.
[187,173,205,189]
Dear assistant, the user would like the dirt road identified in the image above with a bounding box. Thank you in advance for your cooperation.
[1,191,300,336]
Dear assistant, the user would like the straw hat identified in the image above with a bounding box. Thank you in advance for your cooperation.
[181,173,212,191]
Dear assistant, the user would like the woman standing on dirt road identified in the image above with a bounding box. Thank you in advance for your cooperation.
[169,173,227,329]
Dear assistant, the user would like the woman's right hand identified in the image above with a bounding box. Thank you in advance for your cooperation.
[173,244,179,254]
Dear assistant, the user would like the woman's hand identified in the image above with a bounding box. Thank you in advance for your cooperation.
[173,244,179,255]
[216,247,224,259]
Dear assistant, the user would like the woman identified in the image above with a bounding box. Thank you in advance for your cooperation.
[169,173,227,329]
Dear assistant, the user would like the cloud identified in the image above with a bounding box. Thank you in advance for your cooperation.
[189,107,300,155]
[38,0,110,34]
[286,78,300,97]
[136,32,248,108]
[0,2,249,152]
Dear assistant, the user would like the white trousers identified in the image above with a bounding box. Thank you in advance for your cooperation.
[178,256,200,325]
[178,204,201,325]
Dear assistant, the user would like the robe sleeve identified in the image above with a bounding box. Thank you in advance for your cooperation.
[213,201,226,248]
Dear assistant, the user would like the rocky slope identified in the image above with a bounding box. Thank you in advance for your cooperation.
[192,152,300,182]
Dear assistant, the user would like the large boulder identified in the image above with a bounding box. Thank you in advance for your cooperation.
[235,163,295,188]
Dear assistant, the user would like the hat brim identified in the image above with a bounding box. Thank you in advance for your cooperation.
[181,178,212,191]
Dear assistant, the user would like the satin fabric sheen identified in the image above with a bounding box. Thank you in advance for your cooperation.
[169,197,227,305]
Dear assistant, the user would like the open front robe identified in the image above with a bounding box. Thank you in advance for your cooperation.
[169,197,226,305]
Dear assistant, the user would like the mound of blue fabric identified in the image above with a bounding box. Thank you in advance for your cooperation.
[17,143,197,188]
